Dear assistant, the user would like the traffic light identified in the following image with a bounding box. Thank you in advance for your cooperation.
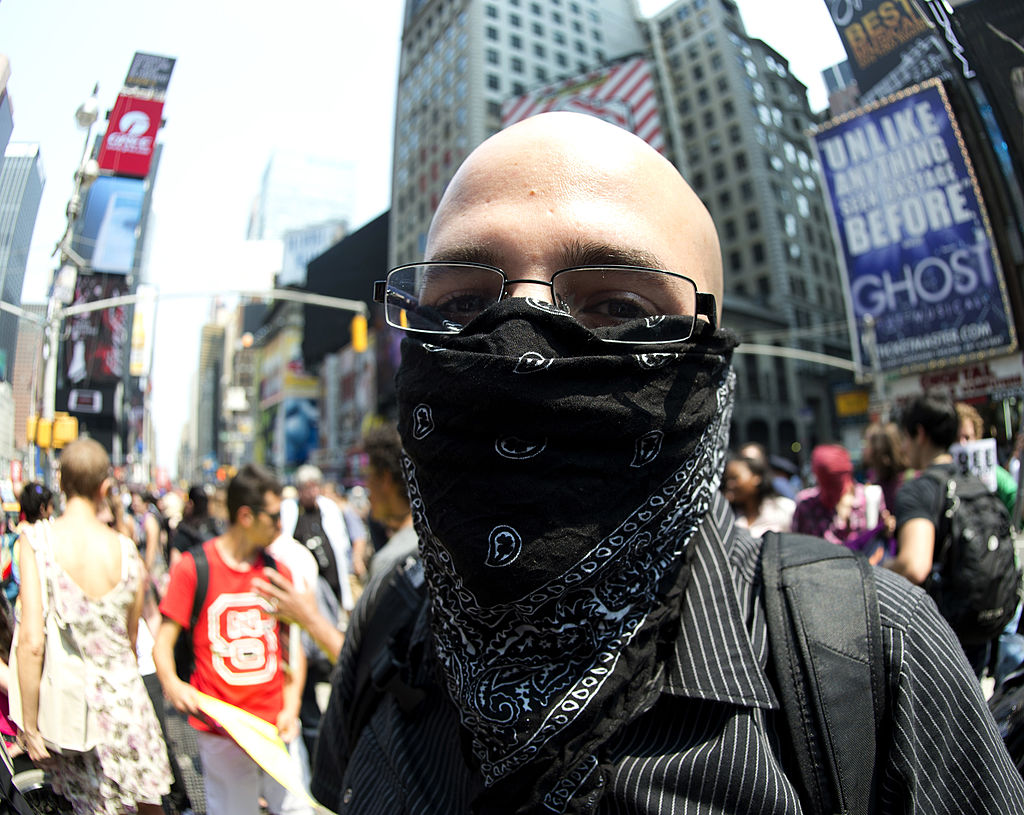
[53,413,79,449]
[351,313,368,353]
[35,418,52,449]
[26,415,37,446]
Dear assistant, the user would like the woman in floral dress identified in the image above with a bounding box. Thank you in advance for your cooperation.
[16,438,171,814]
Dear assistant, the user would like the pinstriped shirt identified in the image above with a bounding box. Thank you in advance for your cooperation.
[311,492,1024,813]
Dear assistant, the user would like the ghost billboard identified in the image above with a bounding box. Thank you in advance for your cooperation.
[813,79,1016,374]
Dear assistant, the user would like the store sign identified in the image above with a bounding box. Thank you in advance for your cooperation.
[887,354,1024,404]
[97,94,164,178]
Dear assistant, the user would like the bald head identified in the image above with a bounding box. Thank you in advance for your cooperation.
[427,112,722,317]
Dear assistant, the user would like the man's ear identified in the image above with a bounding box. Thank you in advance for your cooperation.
[97,476,113,502]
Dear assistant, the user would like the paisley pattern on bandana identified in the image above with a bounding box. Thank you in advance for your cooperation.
[396,299,737,814]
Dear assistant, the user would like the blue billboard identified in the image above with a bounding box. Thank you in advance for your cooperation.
[70,175,145,274]
[813,80,1016,375]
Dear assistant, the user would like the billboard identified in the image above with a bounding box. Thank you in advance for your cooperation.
[813,80,1016,374]
[947,2,1024,182]
[70,176,145,274]
[125,52,176,93]
[501,56,664,153]
[824,0,952,103]
[63,273,130,385]
[97,94,164,178]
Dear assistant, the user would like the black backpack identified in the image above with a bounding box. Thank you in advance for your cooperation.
[989,667,1024,778]
[924,466,1022,646]
[347,536,887,815]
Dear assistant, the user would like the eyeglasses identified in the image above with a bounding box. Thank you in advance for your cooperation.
[257,508,281,524]
[373,262,717,344]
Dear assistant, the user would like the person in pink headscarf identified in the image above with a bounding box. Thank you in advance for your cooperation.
[791,444,890,563]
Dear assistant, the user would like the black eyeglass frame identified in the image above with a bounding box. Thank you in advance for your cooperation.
[372,261,718,342]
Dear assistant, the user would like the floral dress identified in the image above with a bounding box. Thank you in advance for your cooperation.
[38,527,172,814]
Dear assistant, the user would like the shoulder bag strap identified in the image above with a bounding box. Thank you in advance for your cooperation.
[346,557,428,750]
[923,467,956,572]
[762,532,886,815]
[190,544,209,632]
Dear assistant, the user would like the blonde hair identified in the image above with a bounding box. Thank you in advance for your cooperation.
[58,438,110,499]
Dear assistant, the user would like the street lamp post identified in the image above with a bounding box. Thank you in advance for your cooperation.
[29,86,100,484]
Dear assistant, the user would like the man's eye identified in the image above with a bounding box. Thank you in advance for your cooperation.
[571,292,656,327]
[434,292,493,316]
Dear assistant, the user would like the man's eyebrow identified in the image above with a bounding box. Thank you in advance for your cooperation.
[560,240,666,270]
[426,244,502,267]
[427,240,668,270]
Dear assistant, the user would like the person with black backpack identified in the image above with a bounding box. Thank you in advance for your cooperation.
[310,113,1024,815]
[887,392,1022,677]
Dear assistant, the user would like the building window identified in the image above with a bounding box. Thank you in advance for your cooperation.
[554,30,565,43]
[511,56,524,73]
[487,100,502,117]
[511,34,522,48]
[510,13,521,26]
[724,219,737,239]
[513,81,526,94]
[531,2,541,12]
[486,48,499,65]
[752,243,765,263]
[713,162,725,181]
[575,39,586,53]
[486,4,498,16]
[534,43,546,57]
[488,74,500,90]
[724,100,735,117]
[556,52,567,66]
[747,210,760,230]
[553,11,563,23]
[729,250,741,271]
[536,66,548,81]
[486,26,498,40]
[532,22,543,35]
[734,152,748,171]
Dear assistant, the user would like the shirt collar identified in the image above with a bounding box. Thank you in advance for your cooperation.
[664,491,778,710]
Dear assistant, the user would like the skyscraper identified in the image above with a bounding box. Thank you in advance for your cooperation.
[390,0,645,266]
[0,142,44,381]
[647,0,851,453]
[247,150,356,242]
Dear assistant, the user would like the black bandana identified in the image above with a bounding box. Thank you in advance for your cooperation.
[396,299,737,813]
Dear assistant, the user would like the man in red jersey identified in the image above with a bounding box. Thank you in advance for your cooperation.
[154,463,305,815]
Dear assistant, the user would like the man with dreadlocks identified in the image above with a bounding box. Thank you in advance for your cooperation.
[310,113,1023,814]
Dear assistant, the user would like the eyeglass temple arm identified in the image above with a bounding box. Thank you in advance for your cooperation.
[697,293,717,331]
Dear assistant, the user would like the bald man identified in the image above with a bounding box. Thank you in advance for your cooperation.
[311,114,1023,814]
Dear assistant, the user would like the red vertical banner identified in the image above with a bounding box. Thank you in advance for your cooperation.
[97,94,164,178]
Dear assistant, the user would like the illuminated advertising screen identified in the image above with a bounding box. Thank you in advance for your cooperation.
[813,80,1016,374]
[97,94,164,178]
[63,272,131,385]
[71,176,144,274]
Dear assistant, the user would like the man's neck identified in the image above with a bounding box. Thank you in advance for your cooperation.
[923,450,954,469]
[216,526,262,567]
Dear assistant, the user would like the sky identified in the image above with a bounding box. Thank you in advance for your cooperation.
[0,0,846,475]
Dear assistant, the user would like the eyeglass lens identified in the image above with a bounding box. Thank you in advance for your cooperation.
[384,263,700,342]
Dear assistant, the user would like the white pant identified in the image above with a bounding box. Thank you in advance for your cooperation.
[195,730,313,815]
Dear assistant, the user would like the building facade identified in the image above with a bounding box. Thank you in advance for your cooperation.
[389,0,645,266]
[0,142,44,382]
[646,0,852,457]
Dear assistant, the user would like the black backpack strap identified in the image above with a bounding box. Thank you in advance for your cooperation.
[345,557,429,750]
[190,544,209,633]
[762,532,886,815]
